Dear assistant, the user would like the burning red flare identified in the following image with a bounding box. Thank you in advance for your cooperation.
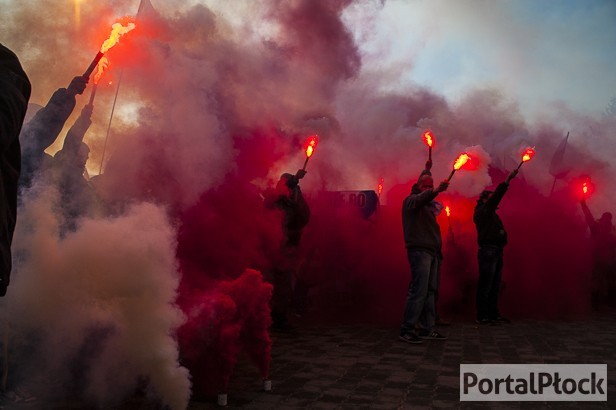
[101,21,136,53]
[84,19,136,78]
[445,206,451,217]
[422,130,434,148]
[581,175,595,199]
[453,153,471,170]
[304,135,318,158]
[301,135,319,171]
[377,177,384,197]
[521,147,536,163]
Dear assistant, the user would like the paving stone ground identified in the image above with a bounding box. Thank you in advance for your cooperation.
[192,310,615,409]
[1,310,614,409]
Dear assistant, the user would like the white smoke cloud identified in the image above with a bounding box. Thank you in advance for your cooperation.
[5,185,190,410]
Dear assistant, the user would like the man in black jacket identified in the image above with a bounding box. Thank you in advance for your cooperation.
[264,169,310,331]
[474,169,518,324]
[400,162,449,344]
[0,43,31,296]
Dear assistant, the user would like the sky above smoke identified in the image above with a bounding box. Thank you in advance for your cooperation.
[1,0,615,405]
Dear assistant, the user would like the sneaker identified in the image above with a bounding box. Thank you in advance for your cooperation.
[399,332,423,344]
[419,330,447,340]
[493,316,511,324]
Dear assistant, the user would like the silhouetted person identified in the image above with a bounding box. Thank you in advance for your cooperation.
[0,43,31,296]
[580,199,616,308]
[50,104,98,232]
[264,169,309,331]
[19,75,87,189]
[400,161,449,344]
[474,169,518,324]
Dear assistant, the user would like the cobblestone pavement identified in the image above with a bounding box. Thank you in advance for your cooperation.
[191,311,615,409]
[1,311,614,409]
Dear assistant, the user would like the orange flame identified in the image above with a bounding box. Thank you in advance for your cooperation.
[445,206,451,217]
[582,182,588,195]
[377,177,384,196]
[522,147,536,162]
[100,21,136,53]
[93,56,110,84]
[304,135,319,158]
[453,153,471,170]
[422,131,434,148]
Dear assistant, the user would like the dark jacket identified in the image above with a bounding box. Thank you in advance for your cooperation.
[402,188,442,255]
[0,43,31,295]
[474,182,509,248]
[264,177,310,248]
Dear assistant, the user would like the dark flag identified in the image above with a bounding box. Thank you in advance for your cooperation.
[549,132,570,179]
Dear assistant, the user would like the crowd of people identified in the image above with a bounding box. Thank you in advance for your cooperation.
[1,42,615,398]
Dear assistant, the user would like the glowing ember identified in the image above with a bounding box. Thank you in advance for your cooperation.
[377,177,384,196]
[582,182,589,195]
[422,131,434,148]
[445,206,451,217]
[101,21,136,53]
[453,153,471,170]
[522,147,536,162]
[304,135,319,158]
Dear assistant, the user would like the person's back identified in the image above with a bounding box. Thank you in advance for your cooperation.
[402,183,443,255]
[0,43,31,295]
[473,182,509,248]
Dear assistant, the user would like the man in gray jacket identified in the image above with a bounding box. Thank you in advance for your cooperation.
[400,162,449,343]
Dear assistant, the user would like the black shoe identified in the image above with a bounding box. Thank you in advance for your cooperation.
[399,332,422,344]
[493,316,511,324]
[419,330,447,340]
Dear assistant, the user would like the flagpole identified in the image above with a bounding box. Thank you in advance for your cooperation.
[97,0,146,175]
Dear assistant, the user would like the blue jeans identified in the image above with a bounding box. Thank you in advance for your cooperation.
[476,246,503,320]
[401,249,440,336]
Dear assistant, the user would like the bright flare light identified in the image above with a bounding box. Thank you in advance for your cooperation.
[422,131,434,148]
[304,135,318,158]
[522,147,536,162]
[453,153,471,170]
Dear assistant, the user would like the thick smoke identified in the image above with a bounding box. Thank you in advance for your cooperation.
[0,0,615,406]
[7,183,190,409]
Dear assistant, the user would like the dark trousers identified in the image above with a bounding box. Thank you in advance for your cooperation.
[476,246,503,320]
[270,246,299,326]
[401,249,440,336]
